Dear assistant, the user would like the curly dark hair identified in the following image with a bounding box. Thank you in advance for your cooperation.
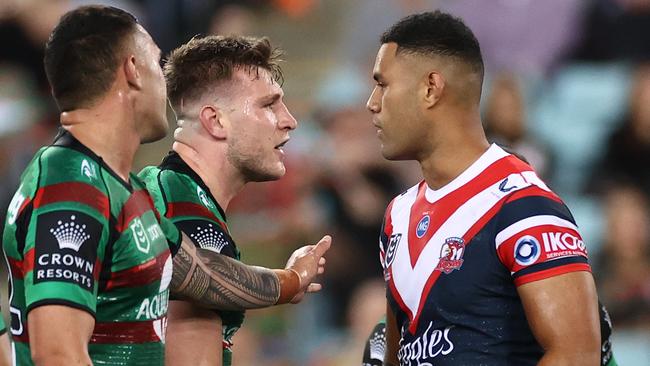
[164,35,284,112]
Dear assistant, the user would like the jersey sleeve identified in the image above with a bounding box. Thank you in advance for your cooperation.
[24,152,110,316]
[494,188,591,286]
[379,198,396,281]
[157,215,182,256]
[173,218,238,259]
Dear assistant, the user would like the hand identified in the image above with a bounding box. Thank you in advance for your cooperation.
[284,235,331,303]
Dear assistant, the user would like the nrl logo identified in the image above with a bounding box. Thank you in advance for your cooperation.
[385,233,402,268]
[49,215,91,252]
[435,237,465,274]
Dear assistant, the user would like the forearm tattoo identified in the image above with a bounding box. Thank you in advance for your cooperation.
[170,239,281,310]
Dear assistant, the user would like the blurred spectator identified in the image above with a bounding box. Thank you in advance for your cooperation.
[595,184,650,329]
[314,107,402,328]
[573,0,650,62]
[306,279,386,366]
[587,64,650,196]
[483,73,554,180]
[444,0,586,76]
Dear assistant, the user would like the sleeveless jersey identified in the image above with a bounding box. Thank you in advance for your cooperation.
[139,152,243,366]
[2,131,181,366]
[379,144,594,365]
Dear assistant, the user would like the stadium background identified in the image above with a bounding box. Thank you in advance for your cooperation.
[1,0,649,364]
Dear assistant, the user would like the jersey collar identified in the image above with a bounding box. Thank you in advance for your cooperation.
[158,151,227,221]
[52,128,134,192]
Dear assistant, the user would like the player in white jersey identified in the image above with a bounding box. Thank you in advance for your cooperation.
[366,11,601,366]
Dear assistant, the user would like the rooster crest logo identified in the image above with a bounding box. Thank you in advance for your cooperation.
[49,215,91,252]
[435,237,466,274]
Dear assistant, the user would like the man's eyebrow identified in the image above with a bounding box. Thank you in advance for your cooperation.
[260,93,282,104]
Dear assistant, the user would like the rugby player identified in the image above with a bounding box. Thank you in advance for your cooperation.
[367,11,602,365]
[2,6,329,365]
[138,34,303,366]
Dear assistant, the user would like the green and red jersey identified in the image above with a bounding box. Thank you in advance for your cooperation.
[2,131,181,365]
[139,151,244,366]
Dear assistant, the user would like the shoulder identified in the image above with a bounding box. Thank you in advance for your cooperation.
[37,145,106,191]
[385,181,423,217]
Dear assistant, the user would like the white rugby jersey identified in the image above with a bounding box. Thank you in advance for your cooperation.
[379,144,590,366]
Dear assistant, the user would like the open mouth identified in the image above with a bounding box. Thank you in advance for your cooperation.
[274,140,289,149]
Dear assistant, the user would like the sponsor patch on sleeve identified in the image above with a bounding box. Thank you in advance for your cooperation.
[495,215,589,278]
[175,219,236,258]
[33,210,102,291]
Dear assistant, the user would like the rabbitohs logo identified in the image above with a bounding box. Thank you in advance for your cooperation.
[197,186,214,209]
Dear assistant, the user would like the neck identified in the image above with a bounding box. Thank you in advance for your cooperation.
[60,95,139,182]
[419,111,490,190]
[173,141,245,211]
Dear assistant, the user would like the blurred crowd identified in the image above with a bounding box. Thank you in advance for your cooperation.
[1,0,650,365]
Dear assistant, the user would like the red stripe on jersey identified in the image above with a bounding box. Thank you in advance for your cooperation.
[514,263,591,286]
[104,251,170,291]
[14,319,163,344]
[15,196,32,220]
[506,185,562,204]
[7,248,35,279]
[91,319,163,344]
[165,202,227,231]
[407,194,509,334]
[407,156,532,267]
[116,190,157,232]
[34,182,109,218]
[497,224,587,273]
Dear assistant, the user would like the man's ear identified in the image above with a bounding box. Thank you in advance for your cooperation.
[424,71,445,108]
[199,104,226,139]
[124,54,142,90]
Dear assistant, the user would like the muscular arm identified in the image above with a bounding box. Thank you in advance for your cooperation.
[518,271,600,366]
[28,305,94,366]
[383,302,400,366]
[0,332,11,366]
[170,234,330,310]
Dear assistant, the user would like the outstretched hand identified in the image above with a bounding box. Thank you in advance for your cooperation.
[284,235,331,303]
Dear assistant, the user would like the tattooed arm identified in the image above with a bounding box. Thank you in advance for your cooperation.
[170,234,331,310]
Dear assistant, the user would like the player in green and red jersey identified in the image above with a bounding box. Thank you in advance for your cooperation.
[139,35,305,366]
[2,6,329,366]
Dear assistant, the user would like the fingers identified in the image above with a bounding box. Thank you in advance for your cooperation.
[311,235,332,257]
[306,283,322,293]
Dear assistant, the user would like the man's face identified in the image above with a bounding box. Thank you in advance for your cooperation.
[224,68,297,182]
[366,43,422,161]
[134,25,168,143]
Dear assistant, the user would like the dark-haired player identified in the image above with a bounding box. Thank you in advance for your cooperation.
[2,5,329,366]
[139,34,303,366]
[367,11,602,365]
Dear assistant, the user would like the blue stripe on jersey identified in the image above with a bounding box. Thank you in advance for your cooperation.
[496,195,575,233]
[512,256,589,279]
